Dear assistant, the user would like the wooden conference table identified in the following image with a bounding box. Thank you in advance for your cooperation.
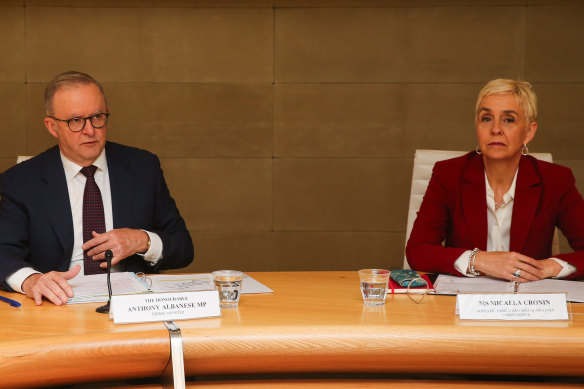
[1,271,584,388]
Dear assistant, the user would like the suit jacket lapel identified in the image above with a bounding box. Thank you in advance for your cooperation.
[106,142,134,229]
[461,155,488,250]
[40,147,74,258]
[510,156,541,252]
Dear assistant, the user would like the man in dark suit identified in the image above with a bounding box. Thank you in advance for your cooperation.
[0,71,194,305]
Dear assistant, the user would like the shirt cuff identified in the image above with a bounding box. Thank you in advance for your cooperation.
[138,230,163,265]
[550,257,577,279]
[6,267,41,294]
[454,250,475,277]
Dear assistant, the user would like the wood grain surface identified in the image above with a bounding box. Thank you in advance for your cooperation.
[181,272,584,377]
[1,271,584,388]
[0,293,170,388]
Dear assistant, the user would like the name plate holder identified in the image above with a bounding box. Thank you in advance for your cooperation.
[110,290,221,324]
[456,293,570,321]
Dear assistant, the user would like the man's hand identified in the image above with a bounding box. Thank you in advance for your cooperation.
[474,251,544,282]
[21,265,81,306]
[83,229,150,268]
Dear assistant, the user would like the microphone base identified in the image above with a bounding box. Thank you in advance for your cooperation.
[96,302,110,314]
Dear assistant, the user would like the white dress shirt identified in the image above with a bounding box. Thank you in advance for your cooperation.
[6,150,163,293]
[454,170,576,278]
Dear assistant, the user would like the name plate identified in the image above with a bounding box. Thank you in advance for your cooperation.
[111,291,221,324]
[457,293,568,321]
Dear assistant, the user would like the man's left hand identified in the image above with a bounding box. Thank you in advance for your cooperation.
[83,229,150,267]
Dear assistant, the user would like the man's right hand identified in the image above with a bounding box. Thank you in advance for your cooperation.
[21,265,81,306]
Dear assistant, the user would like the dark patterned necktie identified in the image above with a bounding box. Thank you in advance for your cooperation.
[81,165,106,275]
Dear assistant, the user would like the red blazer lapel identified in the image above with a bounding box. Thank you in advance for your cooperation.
[510,156,542,253]
[461,155,488,250]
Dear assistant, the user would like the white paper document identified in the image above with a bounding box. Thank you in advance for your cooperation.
[68,272,272,304]
[146,274,215,293]
[435,274,584,303]
[241,274,274,294]
[68,272,150,304]
[145,273,273,294]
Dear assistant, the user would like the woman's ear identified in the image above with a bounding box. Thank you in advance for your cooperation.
[524,121,538,144]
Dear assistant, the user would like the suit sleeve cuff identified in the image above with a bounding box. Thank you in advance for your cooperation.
[454,250,474,277]
[6,267,41,294]
[138,230,163,265]
[550,257,577,279]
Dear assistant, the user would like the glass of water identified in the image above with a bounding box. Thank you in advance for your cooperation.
[212,270,244,309]
[358,269,390,306]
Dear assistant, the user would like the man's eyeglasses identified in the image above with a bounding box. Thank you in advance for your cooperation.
[48,113,110,132]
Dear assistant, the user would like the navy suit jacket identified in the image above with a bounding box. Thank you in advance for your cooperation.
[406,152,584,279]
[0,142,194,291]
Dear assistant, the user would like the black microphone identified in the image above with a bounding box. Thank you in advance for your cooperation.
[96,249,114,314]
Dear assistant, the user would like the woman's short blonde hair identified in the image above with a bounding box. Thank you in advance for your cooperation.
[475,79,537,124]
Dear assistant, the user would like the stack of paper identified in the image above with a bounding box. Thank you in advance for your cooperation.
[434,274,584,303]
[67,272,273,304]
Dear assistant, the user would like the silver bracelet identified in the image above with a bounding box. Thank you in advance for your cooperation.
[468,248,481,276]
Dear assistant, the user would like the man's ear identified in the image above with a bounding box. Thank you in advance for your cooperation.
[44,117,59,139]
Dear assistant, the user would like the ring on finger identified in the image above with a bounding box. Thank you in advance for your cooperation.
[513,269,521,278]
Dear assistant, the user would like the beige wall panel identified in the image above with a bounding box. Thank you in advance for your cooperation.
[273,158,411,231]
[162,158,272,231]
[276,0,578,6]
[404,83,479,154]
[168,231,273,274]
[274,232,405,271]
[0,7,25,82]
[526,6,584,82]
[25,83,56,155]
[26,7,273,83]
[26,0,272,6]
[274,84,405,157]
[26,82,274,158]
[106,84,272,158]
[556,160,584,199]
[558,233,571,255]
[275,7,524,83]
[531,84,584,160]
[276,8,404,83]
[403,6,525,83]
[0,84,26,158]
[274,83,480,158]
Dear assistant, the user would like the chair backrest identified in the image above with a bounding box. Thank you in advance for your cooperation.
[403,149,558,269]
[16,156,33,164]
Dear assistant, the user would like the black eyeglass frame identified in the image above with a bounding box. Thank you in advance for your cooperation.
[48,113,110,133]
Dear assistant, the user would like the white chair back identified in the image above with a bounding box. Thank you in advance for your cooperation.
[16,156,33,164]
[403,149,558,269]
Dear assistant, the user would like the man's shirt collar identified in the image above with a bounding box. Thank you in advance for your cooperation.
[60,149,108,182]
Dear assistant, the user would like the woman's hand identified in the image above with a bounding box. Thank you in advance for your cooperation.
[535,258,563,279]
[473,251,544,282]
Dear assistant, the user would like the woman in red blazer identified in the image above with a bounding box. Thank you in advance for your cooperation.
[406,79,584,282]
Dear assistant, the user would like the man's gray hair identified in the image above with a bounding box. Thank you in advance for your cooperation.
[44,71,107,116]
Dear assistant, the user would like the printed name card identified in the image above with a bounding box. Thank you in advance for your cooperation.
[111,291,221,324]
[457,293,569,321]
